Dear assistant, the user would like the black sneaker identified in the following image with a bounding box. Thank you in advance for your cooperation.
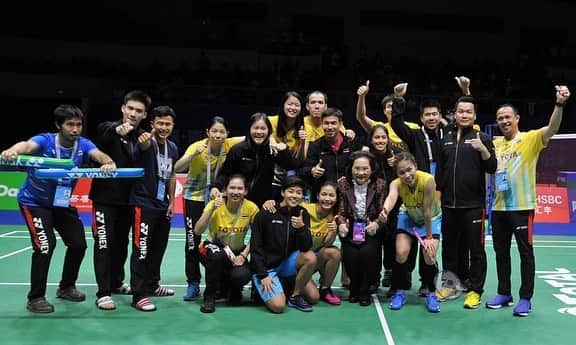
[359,295,372,307]
[382,270,392,288]
[200,296,216,313]
[287,295,313,312]
[27,297,54,313]
[56,287,86,302]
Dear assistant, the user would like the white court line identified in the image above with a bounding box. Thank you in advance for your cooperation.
[372,294,395,345]
[0,246,32,260]
[0,282,190,288]
[0,231,18,238]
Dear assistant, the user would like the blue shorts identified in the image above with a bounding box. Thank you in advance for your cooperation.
[252,250,299,302]
[397,212,442,238]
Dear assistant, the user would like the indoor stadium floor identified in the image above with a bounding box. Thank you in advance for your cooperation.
[0,225,574,345]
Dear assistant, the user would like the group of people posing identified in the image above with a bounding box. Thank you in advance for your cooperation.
[1,79,570,318]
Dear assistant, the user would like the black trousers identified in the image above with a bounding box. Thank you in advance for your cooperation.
[20,205,87,300]
[184,200,204,284]
[92,203,132,298]
[341,236,381,299]
[491,210,535,300]
[130,206,171,301]
[441,207,487,294]
[199,243,251,297]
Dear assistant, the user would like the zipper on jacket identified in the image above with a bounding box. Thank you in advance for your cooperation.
[452,133,459,208]
[250,153,260,192]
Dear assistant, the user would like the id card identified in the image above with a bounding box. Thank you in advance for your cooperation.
[156,179,166,201]
[430,162,437,177]
[352,221,366,243]
[53,185,72,207]
[496,171,509,192]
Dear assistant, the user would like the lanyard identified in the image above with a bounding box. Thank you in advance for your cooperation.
[206,142,224,187]
[55,133,78,187]
[55,133,78,160]
[153,138,169,179]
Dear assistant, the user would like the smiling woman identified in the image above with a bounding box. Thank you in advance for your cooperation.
[193,174,257,313]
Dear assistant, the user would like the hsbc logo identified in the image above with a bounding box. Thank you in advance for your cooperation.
[0,185,18,197]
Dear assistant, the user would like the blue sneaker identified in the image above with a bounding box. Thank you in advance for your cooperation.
[389,292,406,310]
[425,293,440,313]
[513,299,531,317]
[486,294,514,309]
[183,282,200,301]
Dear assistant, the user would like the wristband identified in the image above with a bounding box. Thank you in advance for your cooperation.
[555,102,565,107]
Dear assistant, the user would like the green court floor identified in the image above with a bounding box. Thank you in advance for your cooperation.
[0,225,574,345]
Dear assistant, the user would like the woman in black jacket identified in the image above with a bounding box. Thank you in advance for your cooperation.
[214,113,300,207]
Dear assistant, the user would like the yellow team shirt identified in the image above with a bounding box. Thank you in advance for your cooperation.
[395,171,441,224]
[373,121,420,152]
[204,199,259,251]
[302,202,335,251]
[269,115,301,152]
[493,129,546,211]
[183,137,244,201]
[304,115,347,143]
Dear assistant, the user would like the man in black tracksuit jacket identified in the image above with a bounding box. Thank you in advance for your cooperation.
[299,108,361,200]
[435,96,497,308]
[250,177,317,313]
[89,90,151,306]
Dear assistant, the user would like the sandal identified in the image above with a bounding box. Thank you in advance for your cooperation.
[96,296,116,310]
[153,286,174,297]
[132,298,156,312]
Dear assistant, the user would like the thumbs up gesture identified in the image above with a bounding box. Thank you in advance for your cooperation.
[138,128,155,145]
[394,83,408,98]
[116,122,135,136]
[469,131,486,152]
[298,125,307,141]
[311,159,325,179]
[195,142,208,155]
[455,76,471,95]
[387,151,396,168]
[291,209,305,229]
[338,218,349,237]
[213,192,224,208]
[357,80,370,97]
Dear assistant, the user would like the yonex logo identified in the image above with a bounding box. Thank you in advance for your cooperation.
[66,172,119,178]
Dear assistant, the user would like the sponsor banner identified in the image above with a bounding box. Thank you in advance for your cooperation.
[534,185,570,223]
[70,174,187,214]
[0,172,26,210]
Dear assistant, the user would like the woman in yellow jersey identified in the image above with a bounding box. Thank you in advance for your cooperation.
[263,181,342,305]
[269,91,307,200]
[379,152,441,313]
[174,116,243,301]
[193,174,258,313]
